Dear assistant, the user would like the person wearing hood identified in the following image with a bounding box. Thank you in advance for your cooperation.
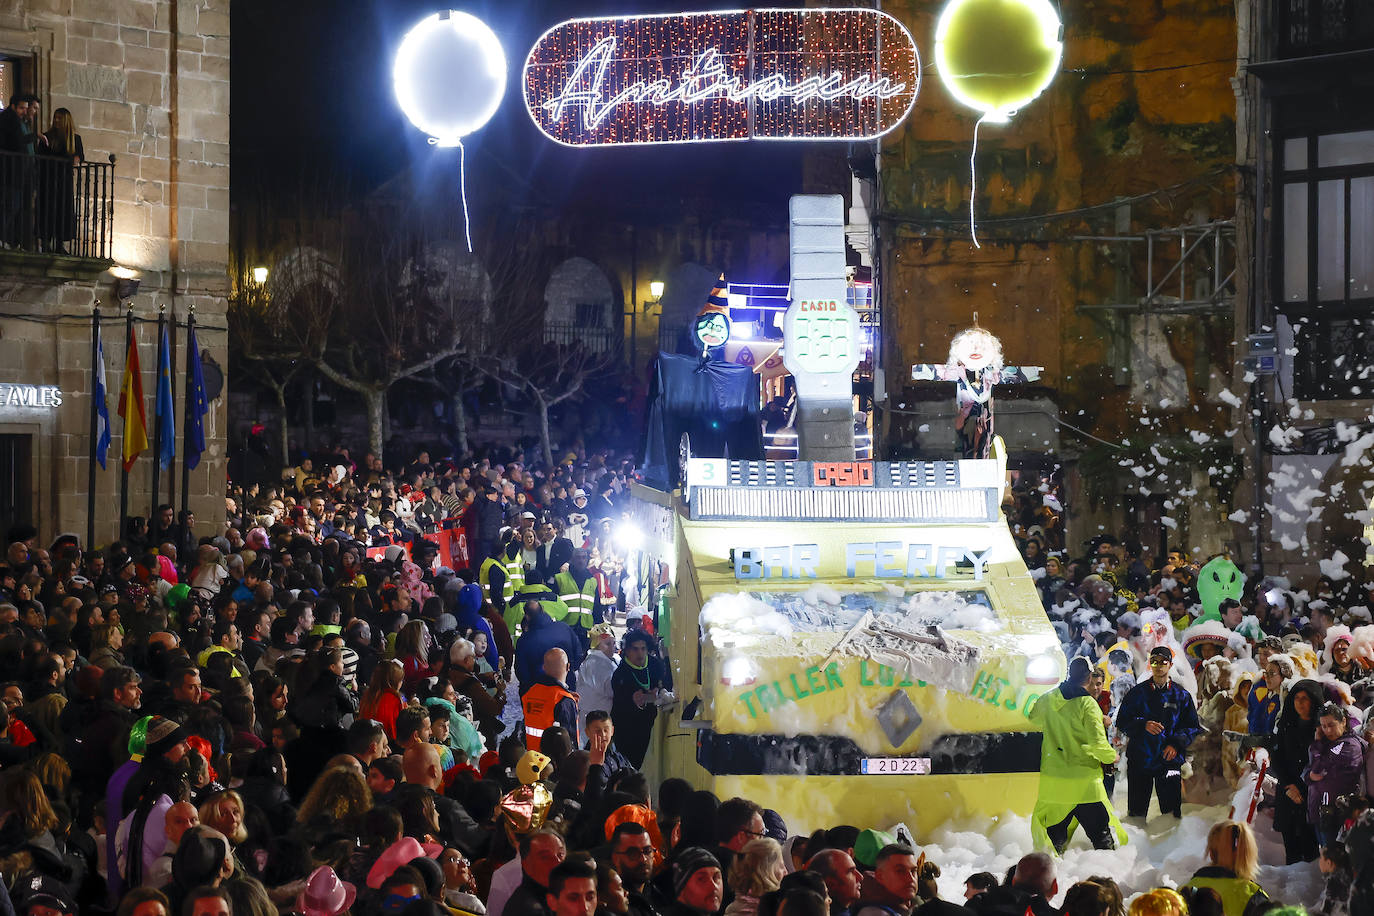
[1027,656,1122,853]
[1270,677,1325,863]
[452,582,500,671]
[1306,701,1367,847]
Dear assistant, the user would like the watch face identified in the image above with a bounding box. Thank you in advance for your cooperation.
[791,313,854,374]
[693,313,732,350]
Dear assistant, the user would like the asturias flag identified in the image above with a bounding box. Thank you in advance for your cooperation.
[185,325,208,470]
[117,323,149,472]
[94,322,110,470]
[155,320,175,469]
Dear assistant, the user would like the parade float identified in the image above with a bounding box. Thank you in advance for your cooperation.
[626,196,1065,836]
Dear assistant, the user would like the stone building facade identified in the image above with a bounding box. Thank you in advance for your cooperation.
[867,0,1239,559]
[0,0,228,545]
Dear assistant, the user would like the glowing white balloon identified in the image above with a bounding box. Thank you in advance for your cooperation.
[393,10,507,147]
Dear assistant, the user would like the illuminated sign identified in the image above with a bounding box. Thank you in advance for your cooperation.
[0,385,62,408]
[523,9,920,146]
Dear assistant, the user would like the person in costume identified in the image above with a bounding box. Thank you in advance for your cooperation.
[911,317,1041,460]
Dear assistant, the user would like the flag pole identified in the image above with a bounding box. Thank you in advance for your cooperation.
[150,304,165,525]
[118,305,133,539]
[167,304,177,511]
[87,302,100,553]
[180,304,195,526]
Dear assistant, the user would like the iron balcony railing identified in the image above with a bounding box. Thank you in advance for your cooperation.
[0,147,114,260]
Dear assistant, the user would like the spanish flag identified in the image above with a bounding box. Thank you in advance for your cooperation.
[118,322,149,472]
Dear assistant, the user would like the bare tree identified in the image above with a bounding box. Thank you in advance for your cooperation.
[226,275,302,467]
[479,242,620,466]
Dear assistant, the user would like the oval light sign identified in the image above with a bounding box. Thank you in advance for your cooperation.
[523,8,920,147]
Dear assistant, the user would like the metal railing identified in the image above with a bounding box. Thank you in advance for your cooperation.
[0,147,114,259]
[542,321,623,355]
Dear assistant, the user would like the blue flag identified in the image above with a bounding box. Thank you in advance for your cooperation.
[155,320,175,469]
[94,322,110,470]
[185,326,208,470]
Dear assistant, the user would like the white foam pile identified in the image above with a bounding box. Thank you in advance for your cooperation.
[917,798,1323,908]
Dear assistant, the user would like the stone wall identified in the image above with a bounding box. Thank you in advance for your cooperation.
[878,0,1238,551]
[0,0,229,546]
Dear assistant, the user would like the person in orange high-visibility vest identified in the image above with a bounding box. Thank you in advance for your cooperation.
[521,647,580,750]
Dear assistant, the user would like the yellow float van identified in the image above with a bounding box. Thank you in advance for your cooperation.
[627,448,1064,837]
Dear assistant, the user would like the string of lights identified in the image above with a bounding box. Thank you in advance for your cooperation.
[522,9,919,146]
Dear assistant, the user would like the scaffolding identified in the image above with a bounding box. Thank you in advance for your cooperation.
[1078,220,1237,315]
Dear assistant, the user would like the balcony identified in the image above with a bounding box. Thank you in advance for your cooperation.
[0,148,115,281]
[1274,0,1374,59]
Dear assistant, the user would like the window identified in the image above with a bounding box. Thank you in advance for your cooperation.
[1279,130,1374,399]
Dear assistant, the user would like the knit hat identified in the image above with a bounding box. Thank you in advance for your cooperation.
[297,866,357,916]
[144,716,188,758]
[673,848,721,899]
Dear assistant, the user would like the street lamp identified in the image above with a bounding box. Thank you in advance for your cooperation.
[251,266,269,284]
[649,280,664,301]
[110,265,141,301]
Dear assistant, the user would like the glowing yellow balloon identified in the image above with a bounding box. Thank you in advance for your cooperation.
[935,0,1063,123]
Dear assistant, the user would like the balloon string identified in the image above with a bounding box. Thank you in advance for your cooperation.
[969,114,987,250]
[458,137,472,253]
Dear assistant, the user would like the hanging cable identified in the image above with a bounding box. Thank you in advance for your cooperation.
[969,113,987,249]
[458,137,472,253]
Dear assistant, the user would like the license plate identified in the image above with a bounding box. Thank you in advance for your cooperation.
[861,757,931,775]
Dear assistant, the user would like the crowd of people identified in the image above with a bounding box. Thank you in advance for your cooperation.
[0,445,1365,916]
[1007,480,1374,915]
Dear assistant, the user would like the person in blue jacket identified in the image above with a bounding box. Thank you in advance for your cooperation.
[514,600,584,696]
[1115,645,1200,820]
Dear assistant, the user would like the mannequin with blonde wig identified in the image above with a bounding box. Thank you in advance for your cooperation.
[911,315,1041,459]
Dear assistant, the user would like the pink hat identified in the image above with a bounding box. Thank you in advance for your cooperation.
[366,836,442,890]
[297,866,357,916]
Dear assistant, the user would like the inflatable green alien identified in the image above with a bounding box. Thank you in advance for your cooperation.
[1196,555,1246,620]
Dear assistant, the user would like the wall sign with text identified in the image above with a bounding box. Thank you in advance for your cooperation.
[523,8,920,146]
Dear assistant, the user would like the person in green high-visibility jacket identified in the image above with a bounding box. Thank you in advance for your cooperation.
[553,547,600,654]
[508,582,570,643]
[1028,656,1127,854]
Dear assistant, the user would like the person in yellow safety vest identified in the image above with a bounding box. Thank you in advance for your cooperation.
[553,548,599,651]
[1028,656,1127,854]
[479,530,521,624]
[1182,820,1269,916]
[508,583,570,641]
[521,647,580,750]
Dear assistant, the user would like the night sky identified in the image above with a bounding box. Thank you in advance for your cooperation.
[231,0,812,217]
